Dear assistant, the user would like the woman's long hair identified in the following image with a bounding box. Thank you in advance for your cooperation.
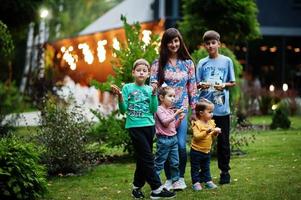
[158,28,193,86]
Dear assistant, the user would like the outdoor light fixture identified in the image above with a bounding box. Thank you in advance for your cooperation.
[271,104,278,110]
[40,9,49,19]
[269,84,275,92]
[282,83,288,92]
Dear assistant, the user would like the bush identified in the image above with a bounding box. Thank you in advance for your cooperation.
[38,96,92,175]
[0,136,47,200]
[89,110,133,154]
[0,82,24,136]
[270,103,291,129]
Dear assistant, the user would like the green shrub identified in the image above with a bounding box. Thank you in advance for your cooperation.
[0,136,47,200]
[89,110,133,154]
[38,96,92,175]
[0,82,24,136]
[270,103,291,129]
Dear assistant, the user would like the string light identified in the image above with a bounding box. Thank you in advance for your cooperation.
[78,43,94,64]
[97,40,107,63]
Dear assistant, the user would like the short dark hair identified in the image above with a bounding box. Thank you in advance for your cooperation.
[133,58,150,70]
[158,86,173,102]
[203,30,220,42]
[195,98,214,118]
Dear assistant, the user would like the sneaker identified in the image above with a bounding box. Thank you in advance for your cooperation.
[192,182,202,191]
[163,179,173,191]
[150,188,176,199]
[205,181,218,189]
[177,178,187,189]
[172,180,185,190]
[132,188,145,199]
[219,172,231,185]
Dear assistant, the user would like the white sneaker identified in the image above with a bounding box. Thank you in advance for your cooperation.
[177,178,187,189]
[172,180,185,190]
[163,179,173,191]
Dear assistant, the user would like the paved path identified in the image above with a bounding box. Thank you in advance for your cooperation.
[2,110,100,127]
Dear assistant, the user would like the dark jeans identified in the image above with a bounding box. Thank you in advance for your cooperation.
[190,148,212,184]
[213,115,231,172]
[129,126,161,190]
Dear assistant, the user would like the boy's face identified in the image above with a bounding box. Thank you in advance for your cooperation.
[204,39,220,58]
[132,64,150,85]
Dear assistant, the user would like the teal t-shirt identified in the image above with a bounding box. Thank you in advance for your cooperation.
[119,83,158,128]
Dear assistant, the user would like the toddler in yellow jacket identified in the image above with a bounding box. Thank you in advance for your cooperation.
[190,98,221,191]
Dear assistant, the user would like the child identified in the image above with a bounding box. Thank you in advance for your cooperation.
[190,99,221,191]
[196,30,236,184]
[154,86,185,191]
[110,58,176,199]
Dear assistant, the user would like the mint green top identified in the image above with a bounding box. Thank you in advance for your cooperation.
[119,83,158,128]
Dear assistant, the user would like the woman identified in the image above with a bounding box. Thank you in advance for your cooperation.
[150,28,197,190]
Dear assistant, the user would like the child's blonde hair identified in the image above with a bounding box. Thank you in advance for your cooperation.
[195,98,214,118]
[132,58,150,70]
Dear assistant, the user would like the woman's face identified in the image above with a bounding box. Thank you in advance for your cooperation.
[167,37,180,55]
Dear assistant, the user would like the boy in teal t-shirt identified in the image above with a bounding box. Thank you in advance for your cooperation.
[111,59,176,199]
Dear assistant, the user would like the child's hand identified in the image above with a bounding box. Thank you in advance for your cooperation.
[214,127,221,134]
[110,84,121,97]
[151,82,158,95]
[175,107,184,115]
[214,83,225,91]
[178,113,185,121]
[197,82,210,90]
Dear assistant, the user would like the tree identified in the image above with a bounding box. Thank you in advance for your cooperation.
[179,0,260,50]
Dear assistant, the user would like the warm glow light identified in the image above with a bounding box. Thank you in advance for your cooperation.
[61,46,66,52]
[78,43,94,64]
[242,47,247,52]
[97,40,107,63]
[294,48,300,53]
[282,83,288,92]
[270,46,277,53]
[40,9,49,19]
[62,46,77,70]
[269,84,275,92]
[142,30,152,45]
[112,38,120,50]
[271,104,278,110]
[260,46,268,51]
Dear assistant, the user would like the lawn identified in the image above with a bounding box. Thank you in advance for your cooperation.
[43,116,301,200]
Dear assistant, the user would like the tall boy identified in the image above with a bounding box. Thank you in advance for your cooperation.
[196,31,236,184]
[111,58,176,199]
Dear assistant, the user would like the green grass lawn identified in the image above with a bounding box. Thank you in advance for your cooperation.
[43,116,301,200]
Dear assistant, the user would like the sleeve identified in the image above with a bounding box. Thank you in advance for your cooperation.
[196,60,202,83]
[227,58,236,83]
[150,59,159,84]
[156,107,175,127]
[118,85,128,114]
[187,60,198,110]
[149,93,158,113]
[192,121,208,140]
